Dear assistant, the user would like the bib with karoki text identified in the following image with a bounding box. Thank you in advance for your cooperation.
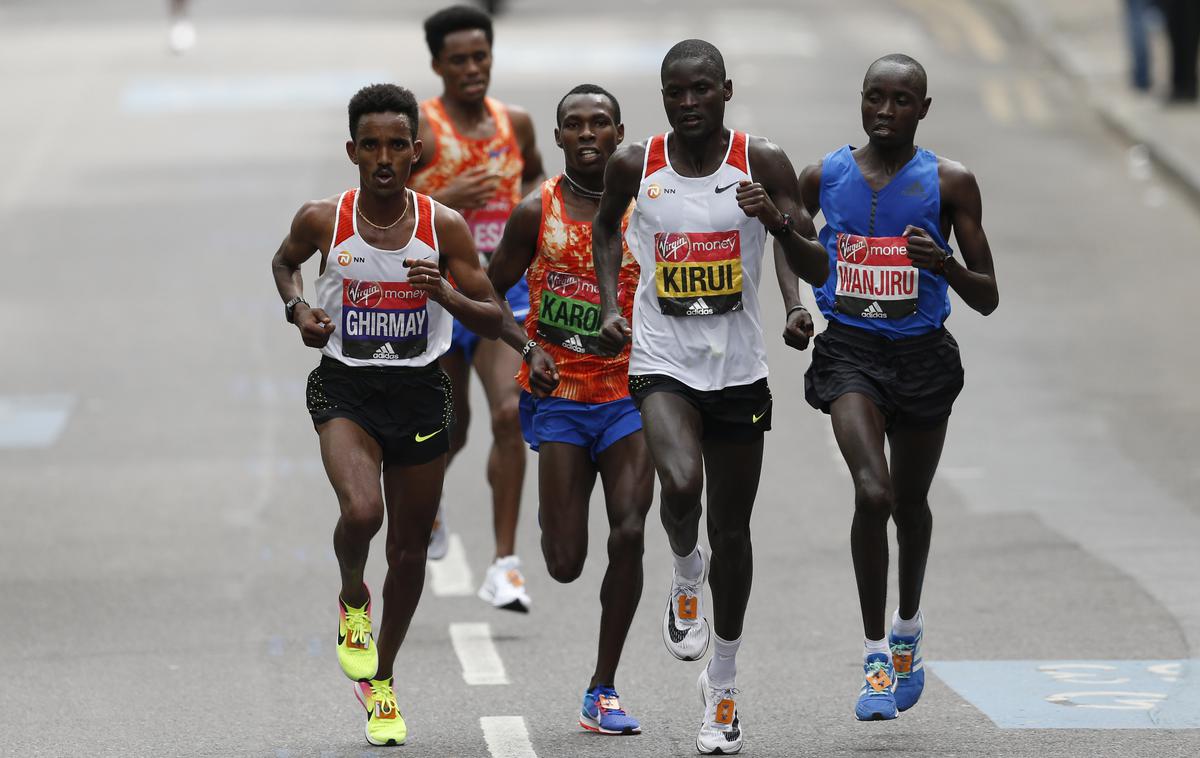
[536,269,610,355]
[834,233,918,320]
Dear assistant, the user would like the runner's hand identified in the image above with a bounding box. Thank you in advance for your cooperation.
[782,306,814,351]
[526,346,561,398]
[597,313,632,357]
[405,258,451,304]
[903,225,948,272]
[437,166,502,210]
[296,305,334,348]
[735,180,785,230]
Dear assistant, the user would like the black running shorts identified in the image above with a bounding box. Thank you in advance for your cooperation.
[628,374,772,440]
[306,356,455,468]
[804,320,964,429]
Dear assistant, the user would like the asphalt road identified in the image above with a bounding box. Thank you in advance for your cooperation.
[2,0,1199,756]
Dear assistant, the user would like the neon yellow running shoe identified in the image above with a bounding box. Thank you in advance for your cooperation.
[355,677,407,746]
[337,588,377,681]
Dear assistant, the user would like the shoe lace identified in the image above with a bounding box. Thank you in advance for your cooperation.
[890,641,914,654]
[594,687,628,715]
[863,660,892,694]
[370,680,397,715]
[345,606,371,647]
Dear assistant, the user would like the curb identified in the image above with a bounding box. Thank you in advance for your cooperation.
[989,0,1200,210]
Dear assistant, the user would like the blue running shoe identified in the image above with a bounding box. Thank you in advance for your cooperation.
[854,653,898,721]
[890,627,924,712]
[580,685,641,735]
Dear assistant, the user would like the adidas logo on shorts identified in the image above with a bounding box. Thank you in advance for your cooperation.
[372,343,400,360]
[688,298,715,316]
[562,334,585,353]
[860,301,887,319]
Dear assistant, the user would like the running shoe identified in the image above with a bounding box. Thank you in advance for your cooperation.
[890,624,924,712]
[696,668,742,755]
[478,555,531,613]
[580,685,641,735]
[854,653,898,721]
[355,677,407,746]
[662,549,709,661]
[427,507,449,561]
[337,588,377,681]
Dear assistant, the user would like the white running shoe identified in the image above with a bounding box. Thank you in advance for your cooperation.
[662,548,710,661]
[697,668,742,755]
[167,19,195,54]
[477,555,531,613]
[427,507,449,561]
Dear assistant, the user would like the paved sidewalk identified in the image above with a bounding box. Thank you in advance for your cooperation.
[995,0,1200,208]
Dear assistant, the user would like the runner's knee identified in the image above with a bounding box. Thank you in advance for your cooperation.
[658,463,703,509]
[339,495,384,538]
[854,480,895,521]
[490,397,521,442]
[384,537,427,569]
[607,517,645,560]
[543,540,586,583]
[892,499,932,531]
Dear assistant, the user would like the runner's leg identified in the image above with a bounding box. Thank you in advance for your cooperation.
[830,392,893,641]
[886,420,948,620]
[473,337,526,559]
[320,418,385,608]
[537,441,596,584]
[702,433,764,641]
[374,454,447,679]
[593,431,655,686]
[639,392,705,557]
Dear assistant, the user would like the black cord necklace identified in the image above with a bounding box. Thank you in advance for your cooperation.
[562,171,603,200]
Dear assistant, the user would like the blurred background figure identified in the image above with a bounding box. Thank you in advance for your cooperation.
[1124,0,1158,91]
[168,0,196,54]
[1161,0,1199,102]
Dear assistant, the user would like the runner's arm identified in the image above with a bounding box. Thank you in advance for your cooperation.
[745,139,828,286]
[408,206,504,338]
[270,199,337,347]
[593,143,643,356]
[509,107,547,198]
[772,161,824,350]
[487,192,542,354]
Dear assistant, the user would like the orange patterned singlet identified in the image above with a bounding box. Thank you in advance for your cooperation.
[517,175,638,404]
[408,97,524,255]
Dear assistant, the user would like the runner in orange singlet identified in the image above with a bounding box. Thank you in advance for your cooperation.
[408,5,544,612]
[488,85,651,735]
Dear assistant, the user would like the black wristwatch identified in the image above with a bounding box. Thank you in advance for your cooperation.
[768,213,793,239]
[285,296,308,323]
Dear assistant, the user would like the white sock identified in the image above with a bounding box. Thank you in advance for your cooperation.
[707,634,741,686]
[672,546,703,582]
[891,609,923,638]
[864,637,889,660]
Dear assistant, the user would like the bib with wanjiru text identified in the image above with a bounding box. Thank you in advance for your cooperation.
[834,233,918,320]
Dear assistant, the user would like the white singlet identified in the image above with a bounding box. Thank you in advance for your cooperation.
[625,130,769,390]
[314,188,452,368]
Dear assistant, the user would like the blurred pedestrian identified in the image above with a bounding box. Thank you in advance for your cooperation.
[167,0,195,54]
[1162,0,1200,102]
[1124,0,1157,91]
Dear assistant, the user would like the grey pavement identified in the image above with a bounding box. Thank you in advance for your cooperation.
[2,1,1200,757]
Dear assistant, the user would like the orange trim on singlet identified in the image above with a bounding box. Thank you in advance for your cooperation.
[644,135,668,178]
[414,193,435,248]
[333,189,357,247]
[726,131,748,173]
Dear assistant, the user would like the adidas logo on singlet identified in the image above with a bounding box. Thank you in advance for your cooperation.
[688,298,715,316]
[562,334,585,353]
[861,301,887,319]
[372,343,400,360]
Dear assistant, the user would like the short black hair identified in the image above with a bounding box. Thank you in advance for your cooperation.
[555,84,621,126]
[660,39,726,82]
[865,53,928,98]
[424,5,494,59]
[348,83,419,141]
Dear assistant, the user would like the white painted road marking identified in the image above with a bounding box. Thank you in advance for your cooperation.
[429,534,474,596]
[450,623,509,685]
[480,717,537,758]
[0,394,75,448]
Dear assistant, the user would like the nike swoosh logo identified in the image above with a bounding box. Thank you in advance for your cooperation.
[667,604,689,643]
[715,182,738,194]
[414,428,444,442]
[752,412,766,424]
[338,631,347,645]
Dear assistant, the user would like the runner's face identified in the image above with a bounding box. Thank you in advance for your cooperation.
[346,113,420,196]
[661,60,730,139]
[860,65,929,147]
[555,95,623,176]
[433,29,492,104]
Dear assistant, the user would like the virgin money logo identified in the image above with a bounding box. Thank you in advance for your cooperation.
[656,233,691,262]
[346,280,382,308]
[839,235,869,264]
[546,271,581,298]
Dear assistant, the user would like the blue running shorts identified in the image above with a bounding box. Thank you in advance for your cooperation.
[518,392,642,460]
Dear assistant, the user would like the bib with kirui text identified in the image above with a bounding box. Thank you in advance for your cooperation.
[341,279,429,360]
[654,231,743,317]
[834,233,918,319]
[537,269,610,355]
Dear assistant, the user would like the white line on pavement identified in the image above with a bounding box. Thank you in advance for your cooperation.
[480,717,537,758]
[429,534,474,596]
[450,623,509,685]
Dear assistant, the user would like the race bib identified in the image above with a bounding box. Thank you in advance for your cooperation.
[341,279,429,360]
[653,231,743,317]
[464,198,510,254]
[834,233,918,319]
[536,270,607,355]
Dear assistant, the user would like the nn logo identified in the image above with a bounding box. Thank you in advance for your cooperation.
[337,251,366,266]
[647,183,676,200]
